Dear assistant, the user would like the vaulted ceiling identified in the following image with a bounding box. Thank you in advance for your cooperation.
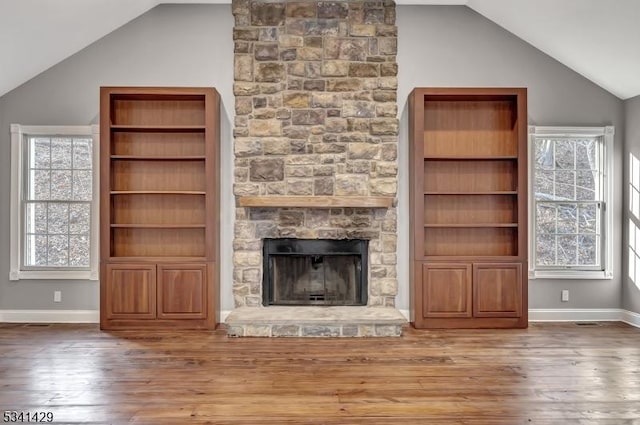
[1,0,638,99]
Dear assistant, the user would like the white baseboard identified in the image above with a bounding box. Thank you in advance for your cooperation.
[2,308,639,329]
[0,309,99,323]
[528,308,621,322]
[621,310,640,328]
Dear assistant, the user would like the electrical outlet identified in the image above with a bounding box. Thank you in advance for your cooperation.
[54,290,62,303]
[561,289,569,302]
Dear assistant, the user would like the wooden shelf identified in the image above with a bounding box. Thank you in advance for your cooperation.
[110,191,206,195]
[110,125,205,132]
[238,196,394,208]
[111,155,205,160]
[111,224,206,229]
[424,223,518,228]
[424,156,518,160]
[424,255,520,261]
[424,191,517,195]
[108,256,207,262]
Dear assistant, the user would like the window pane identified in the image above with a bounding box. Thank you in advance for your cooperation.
[630,247,636,281]
[576,171,596,200]
[555,140,575,169]
[536,203,556,234]
[25,235,48,267]
[536,234,556,266]
[72,170,92,201]
[578,204,598,234]
[25,202,47,234]
[535,139,554,169]
[32,138,51,168]
[51,138,72,168]
[47,203,69,234]
[578,235,597,265]
[555,171,576,200]
[533,132,606,271]
[47,235,69,266]
[50,170,72,200]
[535,170,555,199]
[30,169,50,200]
[73,138,92,169]
[21,131,94,271]
[632,186,640,221]
[69,235,90,267]
[557,235,578,265]
[69,204,91,234]
[631,221,639,282]
[556,204,577,234]
[632,153,640,189]
[576,139,596,170]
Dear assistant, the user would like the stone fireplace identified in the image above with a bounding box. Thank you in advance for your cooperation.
[226,0,404,336]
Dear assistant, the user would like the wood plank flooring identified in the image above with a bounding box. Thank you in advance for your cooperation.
[1,322,639,424]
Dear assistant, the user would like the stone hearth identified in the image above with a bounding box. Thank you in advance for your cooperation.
[230,0,401,336]
[226,307,405,337]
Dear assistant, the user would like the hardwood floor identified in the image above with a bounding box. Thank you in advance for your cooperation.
[1,322,639,424]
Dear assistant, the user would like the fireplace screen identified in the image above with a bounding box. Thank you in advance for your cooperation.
[262,239,368,306]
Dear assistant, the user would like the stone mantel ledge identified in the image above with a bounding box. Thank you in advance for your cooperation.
[237,196,395,208]
[225,306,407,337]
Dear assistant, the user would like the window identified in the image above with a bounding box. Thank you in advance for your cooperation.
[10,125,99,280]
[529,126,614,279]
[629,153,640,288]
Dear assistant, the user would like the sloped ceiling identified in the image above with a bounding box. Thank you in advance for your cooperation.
[466,0,640,100]
[0,0,638,99]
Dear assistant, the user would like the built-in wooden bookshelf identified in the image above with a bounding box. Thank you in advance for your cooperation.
[100,87,219,330]
[409,88,528,329]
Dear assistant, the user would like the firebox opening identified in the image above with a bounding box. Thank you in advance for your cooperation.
[263,239,368,307]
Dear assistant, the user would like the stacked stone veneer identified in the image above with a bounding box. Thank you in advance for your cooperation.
[232,0,399,311]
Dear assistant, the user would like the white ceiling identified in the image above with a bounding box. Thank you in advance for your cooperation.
[0,0,638,99]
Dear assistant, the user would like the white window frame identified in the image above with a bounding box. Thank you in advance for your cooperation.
[528,125,614,280]
[10,124,100,281]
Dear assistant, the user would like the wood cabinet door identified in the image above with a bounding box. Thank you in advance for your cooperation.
[473,263,522,318]
[157,263,207,319]
[105,263,156,319]
[421,263,472,318]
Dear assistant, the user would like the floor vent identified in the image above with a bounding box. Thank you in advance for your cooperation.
[575,322,599,326]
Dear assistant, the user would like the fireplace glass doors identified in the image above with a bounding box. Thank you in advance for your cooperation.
[262,239,368,306]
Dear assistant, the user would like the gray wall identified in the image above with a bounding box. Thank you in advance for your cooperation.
[0,4,627,315]
[624,94,640,314]
[396,6,624,311]
[0,4,236,312]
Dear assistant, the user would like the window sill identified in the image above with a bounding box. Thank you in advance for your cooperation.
[529,270,613,280]
[9,270,98,281]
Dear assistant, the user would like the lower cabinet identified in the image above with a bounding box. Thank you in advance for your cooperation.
[414,262,526,329]
[473,263,523,318]
[422,263,472,319]
[157,264,207,320]
[101,262,215,329]
[104,264,157,320]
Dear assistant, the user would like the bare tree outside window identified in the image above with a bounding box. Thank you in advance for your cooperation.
[24,136,93,269]
[533,136,603,269]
